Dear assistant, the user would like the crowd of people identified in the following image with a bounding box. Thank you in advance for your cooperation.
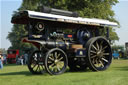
[16,53,28,65]
[0,51,29,69]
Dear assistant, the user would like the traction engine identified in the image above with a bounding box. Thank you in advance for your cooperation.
[11,6,118,75]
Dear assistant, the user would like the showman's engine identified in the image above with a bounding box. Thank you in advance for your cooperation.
[11,6,118,75]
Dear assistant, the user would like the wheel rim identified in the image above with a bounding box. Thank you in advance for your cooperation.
[45,48,68,75]
[88,38,112,70]
[28,51,45,74]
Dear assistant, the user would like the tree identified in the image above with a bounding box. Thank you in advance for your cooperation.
[7,24,36,51]
[7,0,119,50]
[112,45,125,52]
[20,0,119,22]
[0,48,7,54]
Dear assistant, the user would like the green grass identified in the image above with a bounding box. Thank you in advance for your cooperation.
[0,59,128,85]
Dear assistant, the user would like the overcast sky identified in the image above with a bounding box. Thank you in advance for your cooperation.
[0,0,128,49]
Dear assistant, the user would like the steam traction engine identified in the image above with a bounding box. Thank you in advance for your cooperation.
[11,7,118,75]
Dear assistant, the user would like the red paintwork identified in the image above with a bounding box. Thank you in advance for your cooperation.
[22,38,41,49]
[7,50,19,63]
[68,35,73,38]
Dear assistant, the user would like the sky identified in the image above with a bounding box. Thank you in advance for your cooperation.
[113,0,128,45]
[0,0,128,50]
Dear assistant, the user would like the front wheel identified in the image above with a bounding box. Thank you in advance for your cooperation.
[85,37,112,71]
[27,51,45,74]
[45,48,68,75]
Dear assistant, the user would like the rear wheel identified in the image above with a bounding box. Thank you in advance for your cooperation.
[85,37,112,71]
[28,51,45,74]
[45,48,68,75]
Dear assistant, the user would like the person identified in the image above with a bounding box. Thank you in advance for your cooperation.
[24,53,28,65]
[16,55,21,65]
[3,54,7,64]
[20,55,24,65]
[0,52,3,69]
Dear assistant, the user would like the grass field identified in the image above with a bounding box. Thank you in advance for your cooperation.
[0,59,128,85]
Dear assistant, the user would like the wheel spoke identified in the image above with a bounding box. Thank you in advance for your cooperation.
[99,60,104,67]
[58,57,63,61]
[41,65,45,70]
[92,45,98,51]
[35,53,37,58]
[50,53,54,58]
[32,64,36,69]
[103,53,110,56]
[56,53,61,60]
[35,65,39,72]
[101,58,108,62]
[95,58,99,65]
[100,41,103,50]
[97,58,100,66]
[91,53,94,56]
[33,55,37,61]
[101,55,106,58]
[92,58,95,64]
[51,67,54,71]
[91,55,97,58]
[96,41,100,50]
[102,50,105,53]
[58,61,64,67]
[55,52,58,59]
[49,56,54,61]
[49,63,55,67]
[102,46,108,51]
[48,60,52,64]
[90,50,96,54]
[38,64,41,71]
[53,67,55,72]
[54,66,58,72]
[57,53,61,58]
[57,65,61,71]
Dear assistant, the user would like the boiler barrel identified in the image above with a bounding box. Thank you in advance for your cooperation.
[39,40,70,49]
